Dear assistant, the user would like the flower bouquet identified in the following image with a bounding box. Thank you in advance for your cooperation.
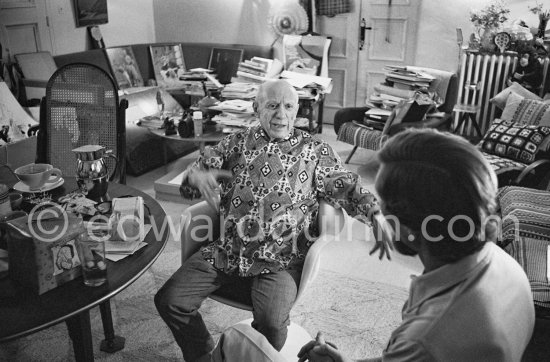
[529,1,550,39]
[469,0,511,52]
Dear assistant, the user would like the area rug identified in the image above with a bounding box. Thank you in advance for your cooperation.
[0,234,408,361]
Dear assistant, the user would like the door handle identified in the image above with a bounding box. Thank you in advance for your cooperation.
[359,18,372,50]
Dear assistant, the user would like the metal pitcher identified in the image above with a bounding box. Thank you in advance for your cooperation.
[72,145,118,200]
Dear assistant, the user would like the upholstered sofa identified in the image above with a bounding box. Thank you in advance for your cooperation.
[41,43,273,176]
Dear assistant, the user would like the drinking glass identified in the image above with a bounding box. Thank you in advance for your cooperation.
[76,232,107,287]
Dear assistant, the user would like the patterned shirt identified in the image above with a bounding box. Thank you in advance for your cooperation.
[180,125,379,276]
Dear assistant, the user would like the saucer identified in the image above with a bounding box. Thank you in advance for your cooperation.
[13,178,65,193]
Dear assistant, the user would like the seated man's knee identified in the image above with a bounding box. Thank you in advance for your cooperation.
[154,283,195,319]
[253,316,289,351]
[154,286,174,317]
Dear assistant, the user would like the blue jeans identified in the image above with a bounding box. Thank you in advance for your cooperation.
[154,251,300,361]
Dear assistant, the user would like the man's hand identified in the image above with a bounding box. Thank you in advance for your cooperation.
[297,332,351,362]
[513,72,523,80]
[369,213,394,260]
[187,169,232,212]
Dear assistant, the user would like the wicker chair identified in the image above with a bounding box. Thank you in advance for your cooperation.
[34,63,129,353]
[36,63,128,183]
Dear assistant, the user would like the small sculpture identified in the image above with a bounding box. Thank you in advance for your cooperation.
[163,118,177,136]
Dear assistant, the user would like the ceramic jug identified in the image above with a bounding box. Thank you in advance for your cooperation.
[72,145,119,200]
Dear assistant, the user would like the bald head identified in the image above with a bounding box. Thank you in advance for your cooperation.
[256,80,298,103]
[254,80,299,139]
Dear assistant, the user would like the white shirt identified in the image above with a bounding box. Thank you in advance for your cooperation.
[383,242,535,362]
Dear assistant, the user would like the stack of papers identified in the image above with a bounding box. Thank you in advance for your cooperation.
[138,116,164,129]
[384,66,434,89]
[221,82,259,99]
[84,222,152,262]
[210,100,258,132]
[217,99,254,113]
[279,70,333,94]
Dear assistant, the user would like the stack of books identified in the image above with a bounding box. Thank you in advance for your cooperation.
[363,108,392,130]
[232,57,282,83]
[221,82,258,99]
[178,68,222,95]
[384,66,435,90]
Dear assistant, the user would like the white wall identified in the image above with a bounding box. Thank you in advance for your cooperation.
[416,0,540,71]
[153,0,279,46]
[45,0,540,70]
[47,0,155,55]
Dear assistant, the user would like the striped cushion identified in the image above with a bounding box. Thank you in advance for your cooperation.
[498,186,550,245]
[337,121,387,151]
[504,237,550,308]
[501,92,550,127]
[497,186,550,307]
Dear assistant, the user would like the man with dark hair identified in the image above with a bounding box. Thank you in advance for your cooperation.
[299,129,535,362]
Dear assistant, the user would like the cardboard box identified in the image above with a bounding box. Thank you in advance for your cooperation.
[0,136,37,170]
[6,213,85,294]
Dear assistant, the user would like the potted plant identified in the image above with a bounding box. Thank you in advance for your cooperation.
[470,0,510,52]
[528,1,550,39]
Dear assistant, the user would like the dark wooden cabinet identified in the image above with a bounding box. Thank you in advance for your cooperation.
[295,95,324,134]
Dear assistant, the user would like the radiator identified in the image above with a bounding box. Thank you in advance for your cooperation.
[454,52,550,137]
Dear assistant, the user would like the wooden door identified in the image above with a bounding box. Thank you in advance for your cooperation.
[316,4,360,128]
[356,0,421,106]
[0,0,52,61]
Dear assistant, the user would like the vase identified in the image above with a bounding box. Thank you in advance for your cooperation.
[537,17,548,39]
[480,28,497,53]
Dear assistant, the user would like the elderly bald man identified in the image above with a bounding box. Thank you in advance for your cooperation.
[155,79,392,362]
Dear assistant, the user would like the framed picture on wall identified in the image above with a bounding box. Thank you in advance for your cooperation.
[208,48,244,84]
[149,44,188,89]
[105,46,144,89]
[73,0,109,28]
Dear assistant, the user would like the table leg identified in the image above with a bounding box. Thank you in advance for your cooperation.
[162,139,168,173]
[99,300,125,353]
[66,310,94,362]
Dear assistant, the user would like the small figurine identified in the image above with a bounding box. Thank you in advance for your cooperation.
[163,118,177,136]
[177,112,193,138]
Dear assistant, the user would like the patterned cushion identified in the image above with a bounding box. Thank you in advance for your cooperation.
[478,119,550,164]
[504,237,550,308]
[498,186,550,244]
[481,151,527,174]
[498,186,550,307]
[490,85,542,111]
[500,92,550,126]
[337,121,387,151]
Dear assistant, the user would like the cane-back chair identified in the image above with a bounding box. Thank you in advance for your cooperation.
[36,63,128,183]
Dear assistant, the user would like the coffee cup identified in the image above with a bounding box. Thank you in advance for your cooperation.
[14,163,62,191]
